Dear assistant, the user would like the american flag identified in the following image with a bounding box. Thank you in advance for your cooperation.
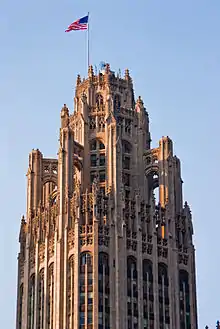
[65,15,89,32]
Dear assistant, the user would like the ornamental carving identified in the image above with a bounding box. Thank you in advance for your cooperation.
[68,228,75,249]
[98,236,109,247]
[20,261,24,278]
[39,243,45,263]
[80,236,93,246]
[48,235,55,258]
[29,248,36,270]
[158,246,168,259]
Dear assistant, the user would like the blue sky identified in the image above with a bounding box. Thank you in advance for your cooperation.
[1,0,220,328]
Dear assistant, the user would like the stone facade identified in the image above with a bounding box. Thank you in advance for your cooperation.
[16,63,198,329]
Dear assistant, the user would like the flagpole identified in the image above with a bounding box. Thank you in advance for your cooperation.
[87,12,90,68]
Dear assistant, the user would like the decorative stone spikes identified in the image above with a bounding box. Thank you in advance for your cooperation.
[81,91,87,104]
[124,68,130,80]
[21,215,25,225]
[19,215,27,243]
[76,74,81,86]
[135,96,143,112]
[137,95,143,106]
[61,104,69,115]
[88,65,94,78]
[105,63,110,74]
[184,201,191,217]
[60,104,69,128]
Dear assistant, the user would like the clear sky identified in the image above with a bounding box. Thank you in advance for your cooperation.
[1,0,220,328]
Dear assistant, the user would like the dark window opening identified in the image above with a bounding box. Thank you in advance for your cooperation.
[90,140,97,151]
[99,154,105,166]
[90,172,96,184]
[124,173,130,187]
[123,156,130,170]
[90,154,97,167]
[99,171,105,183]
[99,142,105,150]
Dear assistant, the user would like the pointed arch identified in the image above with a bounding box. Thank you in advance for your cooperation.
[143,260,154,329]
[48,264,54,329]
[38,269,45,329]
[67,256,74,329]
[28,275,35,329]
[179,270,191,329]
[127,256,138,328]
[79,252,93,328]
[98,253,110,328]
[96,93,104,110]
[158,263,170,328]
[18,283,24,329]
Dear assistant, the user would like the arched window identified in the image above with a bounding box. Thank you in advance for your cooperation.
[143,260,154,329]
[18,284,24,329]
[38,269,45,329]
[89,139,106,195]
[127,257,138,329]
[122,140,132,154]
[28,275,35,329]
[114,94,121,114]
[42,181,57,208]
[98,253,110,329]
[79,252,93,328]
[147,171,159,206]
[96,94,104,110]
[48,264,54,329]
[67,257,74,329]
[158,263,170,329]
[179,270,191,329]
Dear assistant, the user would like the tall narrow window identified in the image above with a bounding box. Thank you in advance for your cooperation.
[158,264,170,329]
[79,252,93,329]
[28,275,35,329]
[38,269,44,329]
[143,260,154,329]
[114,94,121,114]
[48,264,54,329]
[179,270,191,329]
[19,284,24,329]
[96,94,104,111]
[127,257,138,329]
[98,253,110,329]
[67,257,74,329]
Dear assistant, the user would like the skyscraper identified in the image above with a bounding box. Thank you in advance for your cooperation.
[16,64,198,329]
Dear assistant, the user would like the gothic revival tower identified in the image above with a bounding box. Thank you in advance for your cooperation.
[16,64,198,329]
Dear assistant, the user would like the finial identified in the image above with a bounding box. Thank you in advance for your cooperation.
[88,65,94,78]
[61,104,69,115]
[137,96,143,104]
[125,68,129,78]
[21,215,25,224]
[105,63,110,74]
[205,326,209,329]
[217,321,220,329]
[81,92,87,104]
[60,104,69,127]
[76,74,81,86]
